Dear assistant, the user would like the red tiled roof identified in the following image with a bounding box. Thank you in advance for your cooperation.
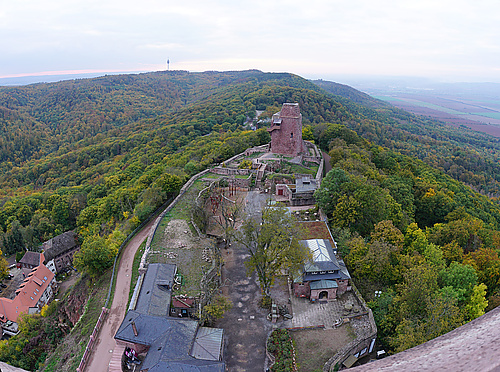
[172,297,195,308]
[0,264,54,323]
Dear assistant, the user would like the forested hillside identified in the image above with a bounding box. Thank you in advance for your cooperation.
[0,69,500,270]
[313,123,500,352]
[1,69,500,368]
[312,79,500,197]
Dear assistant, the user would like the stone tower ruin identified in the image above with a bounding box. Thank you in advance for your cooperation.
[268,103,305,157]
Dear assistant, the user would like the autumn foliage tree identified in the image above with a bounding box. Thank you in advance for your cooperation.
[236,204,310,296]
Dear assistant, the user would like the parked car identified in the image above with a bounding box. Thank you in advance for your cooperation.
[0,283,7,288]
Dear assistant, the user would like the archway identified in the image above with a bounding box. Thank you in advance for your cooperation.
[319,291,328,300]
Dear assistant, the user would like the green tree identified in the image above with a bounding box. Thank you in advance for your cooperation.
[236,204,310,296]
[438,262,477,304]
[200,295,232,326]
[73,234,118,276]
[316,169,402,235]
[3,220,25,255]
[464,283,488,320]
[347,238,402,286]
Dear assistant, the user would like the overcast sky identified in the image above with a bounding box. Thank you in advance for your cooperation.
[1,0,500,83]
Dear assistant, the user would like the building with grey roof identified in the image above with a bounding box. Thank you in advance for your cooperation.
[275,176,319,206]
[42,230,79,274]
[134,263,176,317]
[115,263,225,371]
[293,239,351,301]
[18,251,44,270]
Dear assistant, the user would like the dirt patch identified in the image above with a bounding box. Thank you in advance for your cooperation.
[269,275,291,308]
[292,326,355,372]
[149,219,213,296]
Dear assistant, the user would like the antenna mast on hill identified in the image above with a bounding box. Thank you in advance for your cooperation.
[167,58,170,71]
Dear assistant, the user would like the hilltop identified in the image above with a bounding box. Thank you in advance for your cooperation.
[0,70,499,369]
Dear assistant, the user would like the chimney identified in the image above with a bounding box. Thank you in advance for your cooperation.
[131,321,138,336]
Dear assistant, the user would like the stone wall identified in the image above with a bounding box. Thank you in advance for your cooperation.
[210,167,254,176]
[336,279,349,296]
[292,282,310,298]
[324,281,377,371]
[310,287,337,301]
[244,144,268,156]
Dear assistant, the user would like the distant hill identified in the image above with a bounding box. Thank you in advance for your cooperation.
[311,79,389,108]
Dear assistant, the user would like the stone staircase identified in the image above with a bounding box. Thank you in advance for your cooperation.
[108,343,125,372]
[255,163,267,188]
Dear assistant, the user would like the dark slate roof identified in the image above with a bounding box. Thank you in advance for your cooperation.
[303,271,349,282]
[135,263,176,317]
[43,230,78,262]
[115,264,224,371]
[19,251,43,267]
[115,310,224,372]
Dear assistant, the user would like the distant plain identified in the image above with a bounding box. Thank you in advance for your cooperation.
[352,80,500,137]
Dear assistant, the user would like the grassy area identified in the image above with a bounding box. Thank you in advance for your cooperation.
[155,179,206,230]
[292,326,356,372]
[149,178,213,297]
[287,162,317,175]
[202,173,222,179]
[42,271,112,372]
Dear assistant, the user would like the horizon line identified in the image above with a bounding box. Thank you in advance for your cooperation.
[0,68,155,80]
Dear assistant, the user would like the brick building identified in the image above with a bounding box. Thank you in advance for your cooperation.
[268,103,305,156]
[42,230,80,274]
[293,239,351,301]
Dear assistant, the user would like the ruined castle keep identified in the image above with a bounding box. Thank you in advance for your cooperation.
[268,103,305,157]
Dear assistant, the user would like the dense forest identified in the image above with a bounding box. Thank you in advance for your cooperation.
[0,70,499,368]
[312,123,500,352]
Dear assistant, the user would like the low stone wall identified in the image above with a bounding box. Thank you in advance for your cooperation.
[211,167,254,176]
[76,307,109,372]
[324,282,377,371]
[138,169,210,275]
[245,144,268,156]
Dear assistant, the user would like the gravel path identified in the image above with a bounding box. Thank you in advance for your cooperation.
[217,191,273,372]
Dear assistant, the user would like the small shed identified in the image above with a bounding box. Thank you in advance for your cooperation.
[171,296,196,318]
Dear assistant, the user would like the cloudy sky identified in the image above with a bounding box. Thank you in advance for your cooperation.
[1,0,500,83]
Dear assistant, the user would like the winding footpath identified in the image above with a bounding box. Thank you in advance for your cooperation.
[84,218,157,372]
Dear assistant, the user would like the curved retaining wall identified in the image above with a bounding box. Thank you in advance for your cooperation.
[324,282,377,371]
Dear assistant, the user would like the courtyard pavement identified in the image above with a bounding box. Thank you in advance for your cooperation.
[285,291,363,329]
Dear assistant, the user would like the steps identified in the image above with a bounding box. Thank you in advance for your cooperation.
[108,343,125,372]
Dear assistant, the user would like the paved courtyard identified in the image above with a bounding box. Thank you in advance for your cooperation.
[285,291,363,329]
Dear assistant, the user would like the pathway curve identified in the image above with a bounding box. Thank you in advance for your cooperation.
[85,218,157,372]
